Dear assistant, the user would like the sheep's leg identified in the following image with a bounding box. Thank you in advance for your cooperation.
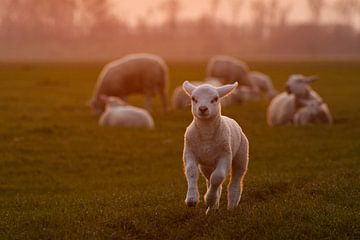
[228,139,248,209]
[205,159,230,214]
[184,151,199,207]
[144,94,153,113]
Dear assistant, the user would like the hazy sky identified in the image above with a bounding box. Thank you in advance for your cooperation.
[109,0,348,27]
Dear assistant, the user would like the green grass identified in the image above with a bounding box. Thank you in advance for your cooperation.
[0,61,359,239]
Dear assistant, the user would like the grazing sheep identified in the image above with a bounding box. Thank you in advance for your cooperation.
[182,81,249,214]
[89,54,169,115]
[249,71,278,99]
[293,99,333,126]
[99,96,154,129]
[206,56,252,87]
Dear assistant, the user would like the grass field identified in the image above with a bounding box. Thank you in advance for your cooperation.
[0,61,359,239]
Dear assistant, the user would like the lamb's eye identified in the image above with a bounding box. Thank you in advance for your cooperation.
[211,97,218,103]
[191,97,197,103]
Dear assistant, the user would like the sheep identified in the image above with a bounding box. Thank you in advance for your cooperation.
[293,99,333,126]
[99,96,154,129]
[267,74,332,126]
[206,55,252,87]
[89,53,169,115]
[182,81,249,214]
[249,71,278,99]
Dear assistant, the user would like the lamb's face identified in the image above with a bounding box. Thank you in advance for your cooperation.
[286,75,317,97]
[183,81,238,120]
[190,86,220,119]
[305,99,321,115]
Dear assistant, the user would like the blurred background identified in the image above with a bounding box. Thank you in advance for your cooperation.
[0,0,360,61]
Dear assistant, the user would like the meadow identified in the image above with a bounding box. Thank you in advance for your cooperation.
[0,60,359,239]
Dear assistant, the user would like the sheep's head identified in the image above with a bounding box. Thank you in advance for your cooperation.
[285,75,318,98]
[183,81,238,120]
[99,95,127,108]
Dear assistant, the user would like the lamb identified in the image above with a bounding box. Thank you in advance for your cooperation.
[206,55,252,87]
[293,99,333,126]
[99,96,154,129]
[267,74,332,126]
[182,81,249,214]
[89,53,169,115]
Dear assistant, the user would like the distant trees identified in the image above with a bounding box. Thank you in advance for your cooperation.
[159,0,181,30]
[333,0,359,26]
[306,0,326,25]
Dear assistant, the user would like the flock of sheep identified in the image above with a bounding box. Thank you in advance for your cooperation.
[89,53,333,128]
[88,53,333,214]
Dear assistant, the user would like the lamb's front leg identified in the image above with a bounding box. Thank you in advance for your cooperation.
[205,159,230,214]
[184,150,199,207]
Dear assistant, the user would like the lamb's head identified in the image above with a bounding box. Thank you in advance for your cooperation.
[304,99,322,115]
[285,75,318,98]
[183,81,238,120]
[99,95,127,108]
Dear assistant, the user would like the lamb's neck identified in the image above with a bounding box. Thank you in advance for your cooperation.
[194,115,222,139]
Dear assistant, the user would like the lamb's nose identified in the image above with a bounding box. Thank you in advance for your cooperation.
[199,106,208,113]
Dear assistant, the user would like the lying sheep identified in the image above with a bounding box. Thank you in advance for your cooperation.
[89,53,169,115]
[293,99,333,126]
[206,56,252,87]
[249,71,278,99]
[267,92,296,126]
[182,81,249,214]
[267,74,332,126]
[99,96,154,129]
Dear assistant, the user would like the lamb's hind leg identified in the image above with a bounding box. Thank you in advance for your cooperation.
[228,137,249,209]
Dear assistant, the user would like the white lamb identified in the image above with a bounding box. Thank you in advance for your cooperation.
[99,96,154,129]
[293,99,333,126]
[206,55,252,87]
[182,81,249,214]
[89,53,169,115]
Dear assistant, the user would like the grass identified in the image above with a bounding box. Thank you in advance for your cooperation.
[0,60,359,239]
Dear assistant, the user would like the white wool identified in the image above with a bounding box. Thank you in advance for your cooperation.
[99,96,154,129]
[182,81,249,214]
[293,99,333,126]
[267,92,296,126]
[89,53,169,115]
[206,55,252,87]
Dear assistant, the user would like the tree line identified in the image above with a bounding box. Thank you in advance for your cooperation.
[0,0,359,60]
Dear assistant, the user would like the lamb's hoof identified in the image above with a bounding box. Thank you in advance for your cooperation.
[185,200,198,207]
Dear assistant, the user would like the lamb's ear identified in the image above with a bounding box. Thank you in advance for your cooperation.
[183,81,197,96]
[305,75,318,83]
[217,82,238,98]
